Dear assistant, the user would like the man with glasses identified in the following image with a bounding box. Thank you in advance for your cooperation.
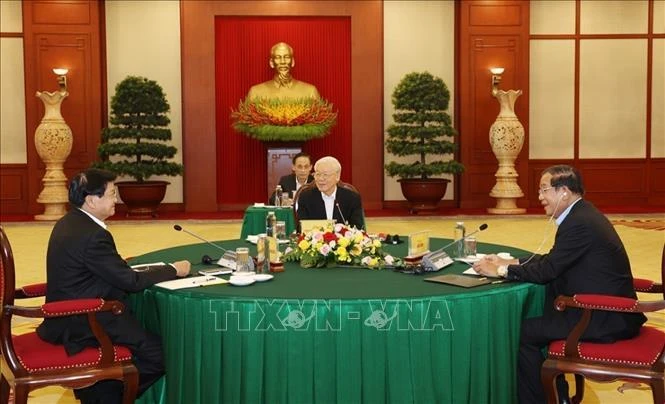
[270,152,314,205]
[37,168,191,404]
[296,156,364,229]
[473,165,645,404]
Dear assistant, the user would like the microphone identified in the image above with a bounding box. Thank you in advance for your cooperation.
[335,201,348,226]
[173,224,252,271]
[421,223,489,272]
[173,224,228,253]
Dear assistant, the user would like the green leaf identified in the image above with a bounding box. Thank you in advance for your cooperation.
[94,75,183,182]
[385,72,464,179]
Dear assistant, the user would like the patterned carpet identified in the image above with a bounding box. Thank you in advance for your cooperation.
[612,219,665,231]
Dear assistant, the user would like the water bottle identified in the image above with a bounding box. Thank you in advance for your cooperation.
[454,221,466,258]
[274,185,282,207]
[266,211,276,237]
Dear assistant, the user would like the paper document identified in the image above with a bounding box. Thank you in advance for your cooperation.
[155,276,227,290]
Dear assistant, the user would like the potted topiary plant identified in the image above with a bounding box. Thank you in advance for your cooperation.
[94,76,183,217]
[385,71,464,213]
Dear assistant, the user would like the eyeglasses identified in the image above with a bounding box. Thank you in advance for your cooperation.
[314,171,336,180]
[538,186,554,196]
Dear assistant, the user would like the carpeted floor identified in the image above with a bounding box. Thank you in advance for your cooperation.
[2,213,663,403]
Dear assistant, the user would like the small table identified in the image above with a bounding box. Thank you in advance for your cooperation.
[240,206,296,239]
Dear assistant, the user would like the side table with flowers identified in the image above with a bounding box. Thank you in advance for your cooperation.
[283,223,401,269]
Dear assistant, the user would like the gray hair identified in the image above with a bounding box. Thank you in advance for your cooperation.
[315,156,341,175]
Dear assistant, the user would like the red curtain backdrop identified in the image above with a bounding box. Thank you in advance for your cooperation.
[215,16,352,205]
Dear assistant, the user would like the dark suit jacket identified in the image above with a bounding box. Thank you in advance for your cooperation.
[269,173,314,204]
[506,199,646,341]
[296,186,364,230]
[37,208,178,355]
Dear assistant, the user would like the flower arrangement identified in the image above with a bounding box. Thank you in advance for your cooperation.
[283,223,400,269]
[230,97,337,142]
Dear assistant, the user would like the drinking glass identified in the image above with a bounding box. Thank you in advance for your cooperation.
[235,247,251,274]
[464,236,477,257]
[281,192,291,207]
[274,221,287,241]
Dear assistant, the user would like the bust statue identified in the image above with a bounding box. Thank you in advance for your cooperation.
[247,42,320,101]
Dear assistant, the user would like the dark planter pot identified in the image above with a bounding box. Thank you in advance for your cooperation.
[398,178,451,214]
[116,181,169,218]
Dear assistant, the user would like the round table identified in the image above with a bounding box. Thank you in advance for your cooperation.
[130,238,545,404]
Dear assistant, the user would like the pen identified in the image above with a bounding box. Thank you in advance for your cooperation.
[491,280,506,284]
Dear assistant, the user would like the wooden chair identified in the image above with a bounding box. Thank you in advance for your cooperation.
[292,181,362,231]
[0,226,139,404]
[541,244,665,404]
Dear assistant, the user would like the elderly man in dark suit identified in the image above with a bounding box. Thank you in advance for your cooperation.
[270,152,314,204]
[37,168,190,404]
[474,165,645,404]
[296,155,364,230]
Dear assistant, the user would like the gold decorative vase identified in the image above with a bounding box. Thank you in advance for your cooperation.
[488,89,526,214]
[34,90,73,220]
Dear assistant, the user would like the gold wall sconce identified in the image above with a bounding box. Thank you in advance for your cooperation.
[490,67,504,95]
[52,68,68,91]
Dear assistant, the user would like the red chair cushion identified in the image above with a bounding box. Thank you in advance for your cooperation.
[12,332,133,373]
[549,326,665,367]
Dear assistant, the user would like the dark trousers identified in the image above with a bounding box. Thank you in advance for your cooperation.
[518,315,571,404]
[75,315,165,404]
[518,312,643,404]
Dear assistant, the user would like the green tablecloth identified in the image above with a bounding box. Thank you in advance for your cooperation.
[240,206,296,239]
[130,239,545,404]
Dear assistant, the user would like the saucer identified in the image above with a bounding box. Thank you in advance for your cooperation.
[253,274,274,282]
[229,276,256,286]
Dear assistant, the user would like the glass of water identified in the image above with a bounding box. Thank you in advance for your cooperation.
[235,247,251,274]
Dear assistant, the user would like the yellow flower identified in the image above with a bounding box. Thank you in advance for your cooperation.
[337,237,350,248]
[298,239,311,250]
[368,257,379,267]
[354,232,364,243]
[336,246,348,259]
[372,239,382,248]
[350,244,363,256]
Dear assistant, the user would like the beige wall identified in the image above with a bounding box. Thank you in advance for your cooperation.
[529,0,664,160]
[105,1,183,203]
[383,1,456,201]
[0,0,26,164]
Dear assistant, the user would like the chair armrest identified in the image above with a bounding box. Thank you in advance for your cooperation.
[5,299,125,366]
[15,282,47,298]
[554,294,665,358]
[634,277,663,294]
[6,298,125,319]
[555,294,665,313]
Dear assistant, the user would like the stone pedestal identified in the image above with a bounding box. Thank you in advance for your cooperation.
[34,90,72,220]
[488,89,526,214]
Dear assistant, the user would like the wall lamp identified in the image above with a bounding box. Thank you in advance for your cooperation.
[52,68,68,91]
[490,67,504,95]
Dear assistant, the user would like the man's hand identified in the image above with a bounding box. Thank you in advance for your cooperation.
[172,260,191,277]
[473,259,500,277]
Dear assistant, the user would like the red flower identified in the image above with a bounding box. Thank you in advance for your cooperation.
[323,232,337,243]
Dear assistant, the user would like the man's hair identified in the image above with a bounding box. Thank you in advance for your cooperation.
[315,156,341,174]
[292,152,311,165]
[542,165,585,196]
[69,168,117,208]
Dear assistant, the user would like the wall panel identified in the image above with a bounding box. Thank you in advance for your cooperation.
[20,0,103,216]
[458,0,530,209]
